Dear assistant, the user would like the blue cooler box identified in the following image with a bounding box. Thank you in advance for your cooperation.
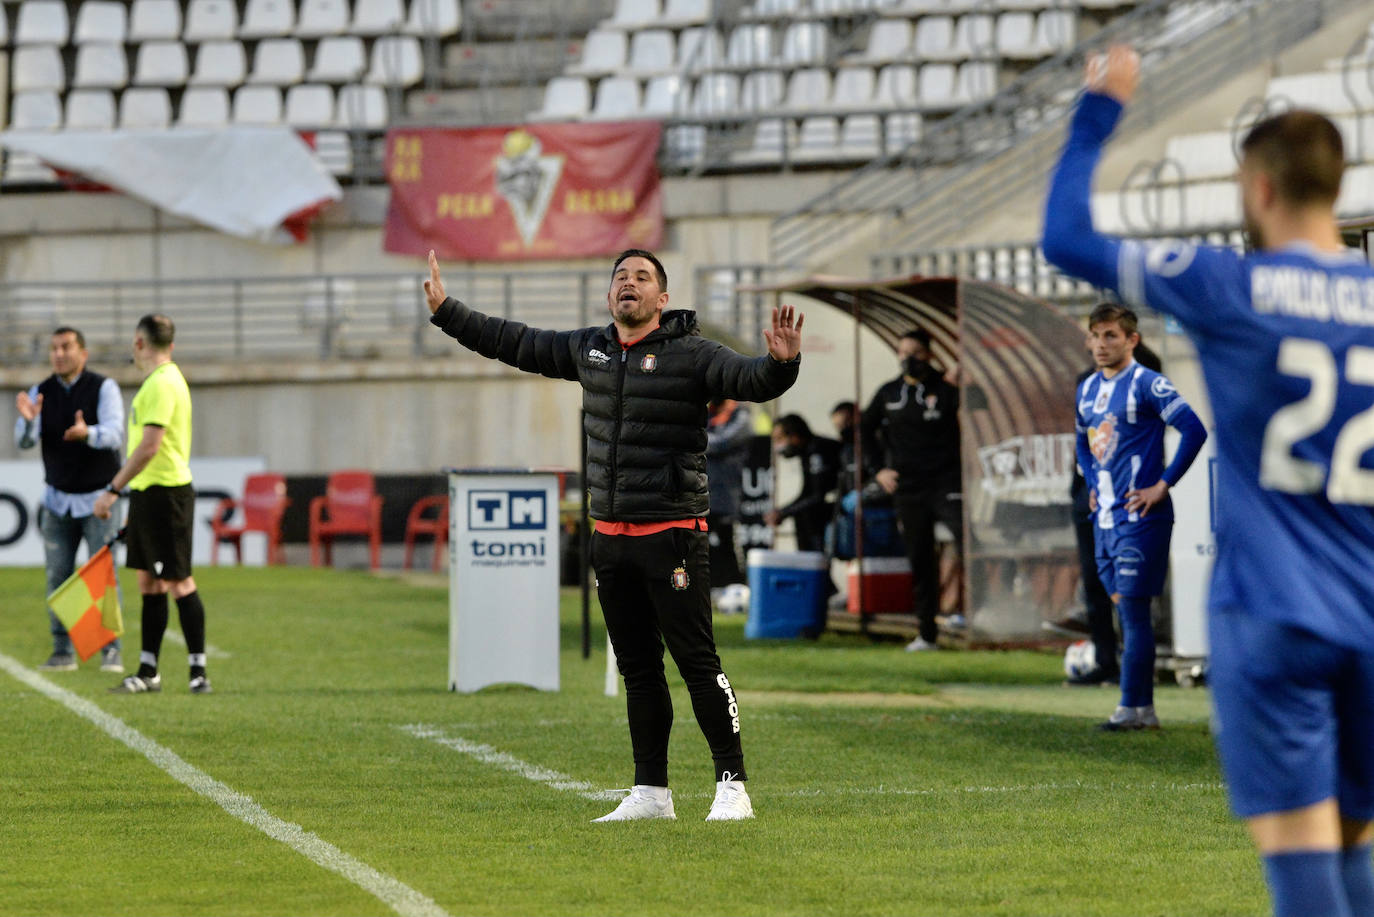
[745,549,829,639]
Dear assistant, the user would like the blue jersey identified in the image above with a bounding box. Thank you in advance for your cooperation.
[1076,362,1194,528]
[1045,91,1374,651]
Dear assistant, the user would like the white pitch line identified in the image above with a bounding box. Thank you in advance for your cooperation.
[162,628,232,659]
[0,651,450,917]
[399,724,624,801]
[398,724,1225,803]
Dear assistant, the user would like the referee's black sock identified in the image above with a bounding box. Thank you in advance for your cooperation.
[176,591,207,679]
[138,593,169,678]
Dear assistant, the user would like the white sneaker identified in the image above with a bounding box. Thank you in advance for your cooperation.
[705,779,754,821]
[592,785,675,822]
[905,637,938,652]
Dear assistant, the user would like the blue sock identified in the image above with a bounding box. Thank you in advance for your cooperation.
[1343,845,1374,917]
[1263,850,1348,917]
[1116,595,1155,708]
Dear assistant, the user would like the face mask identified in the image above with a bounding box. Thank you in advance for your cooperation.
[902,356,930,379]
[778,443,802,458]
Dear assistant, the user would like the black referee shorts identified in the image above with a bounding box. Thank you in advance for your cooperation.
[126,483,195,581]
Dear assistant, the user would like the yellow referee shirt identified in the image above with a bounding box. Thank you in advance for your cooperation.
[128,362,193,490]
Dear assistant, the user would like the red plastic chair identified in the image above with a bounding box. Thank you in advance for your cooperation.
[209,473,289,566]
[309,470,384,570]
[403,495,449,572]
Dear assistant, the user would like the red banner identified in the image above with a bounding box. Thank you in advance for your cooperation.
[382,121,663,261]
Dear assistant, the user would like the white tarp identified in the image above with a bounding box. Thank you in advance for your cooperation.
[0,128,342,242]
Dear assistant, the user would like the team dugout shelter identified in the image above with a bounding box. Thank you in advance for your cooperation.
[745,274,1091,642]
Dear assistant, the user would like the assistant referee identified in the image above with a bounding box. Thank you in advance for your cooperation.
[95,314,212,695]
[425,249,802,822]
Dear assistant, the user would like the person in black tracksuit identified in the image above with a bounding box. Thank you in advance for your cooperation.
[766,414,841,553]
[424,249,802,822]
[862,328,962,649]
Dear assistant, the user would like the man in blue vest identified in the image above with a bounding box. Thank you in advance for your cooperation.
[14,326,125,672]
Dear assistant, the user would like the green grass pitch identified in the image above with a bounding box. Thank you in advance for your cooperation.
[0,565,1264,916]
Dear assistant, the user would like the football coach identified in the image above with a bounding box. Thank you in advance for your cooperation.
[425,249,802,823]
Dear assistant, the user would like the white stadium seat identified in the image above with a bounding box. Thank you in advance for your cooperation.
[840,114,880,157]
[785,68,832,112]
[1183,181,1241,229]
[233,85,283,123]
[538,76,591,119]
[351,0,405,36]
[913,16,954,59]
[1337,164,1374,217]
[886,112,921,152]
[248,38,306,85]
[74,1,127,44]
[781,22,826,64]
[727,24,773,68]
[875,64,917,108]
[662,0,709,26]
[120,87,172,128]
[571,29,628,75]
[0,11,8,44]
[12,45,65,92]
[955,61,997,104]
[1034,9,1076,54]
[740,70,784,112]
[627,29,674,74]
[10,90,62,129]
[610,0,658,28]
[309,37,367,82]
[134,41,190,86]
[66,89,117,129]
[240,0,296,38]
[861,19,912,63]
[404,0,460,36]
[297,0,350,37]
[183,0,238,41]
[1163,131,1237,181]
[750,0,799,15]
[951,13,995,59]
[831,67,876,109]
[73,44,129,89]
[190,40,247,86]
[178,86,231,125]
[129,0,182,40]
[691,72,740,116]
[678,27,725,71]
[642,74,686,115]
[796,116,840,161]
[364,36,422,87]
[995,12,1036,57]
[16,2,69,45]
[336,83,388,127]
[918,63,954,108]
[736,118,795,165]
[591,76,641,119]
[1267,72,1374,117]
[285,84,337,126]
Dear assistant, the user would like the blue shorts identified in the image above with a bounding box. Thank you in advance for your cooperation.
[1210,607,1374,819]
[1094,516,1171,598]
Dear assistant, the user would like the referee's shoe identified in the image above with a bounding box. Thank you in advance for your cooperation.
[109,673,161,693]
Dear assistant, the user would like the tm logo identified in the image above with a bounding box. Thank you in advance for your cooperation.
[469,490,546,531]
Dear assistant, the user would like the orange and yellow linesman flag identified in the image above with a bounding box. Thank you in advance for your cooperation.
[47,545,123,662]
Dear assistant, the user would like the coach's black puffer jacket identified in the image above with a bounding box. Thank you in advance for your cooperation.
[432,298,799,522]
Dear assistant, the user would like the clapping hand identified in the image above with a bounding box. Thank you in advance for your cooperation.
[16,390,42,422]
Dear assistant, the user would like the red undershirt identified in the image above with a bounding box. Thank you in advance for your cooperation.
[592,318,707,537]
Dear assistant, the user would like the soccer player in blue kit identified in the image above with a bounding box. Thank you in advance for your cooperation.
[1044,44,1374,917]
[1075,302,1206,731]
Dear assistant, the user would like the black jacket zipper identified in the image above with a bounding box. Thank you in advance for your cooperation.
[608,348,628,519]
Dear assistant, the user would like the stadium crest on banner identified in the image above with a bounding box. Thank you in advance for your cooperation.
[383,122,664,261]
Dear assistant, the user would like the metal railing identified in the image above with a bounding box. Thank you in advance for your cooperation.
[0,267,612,367]
[771,0,1365,269]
